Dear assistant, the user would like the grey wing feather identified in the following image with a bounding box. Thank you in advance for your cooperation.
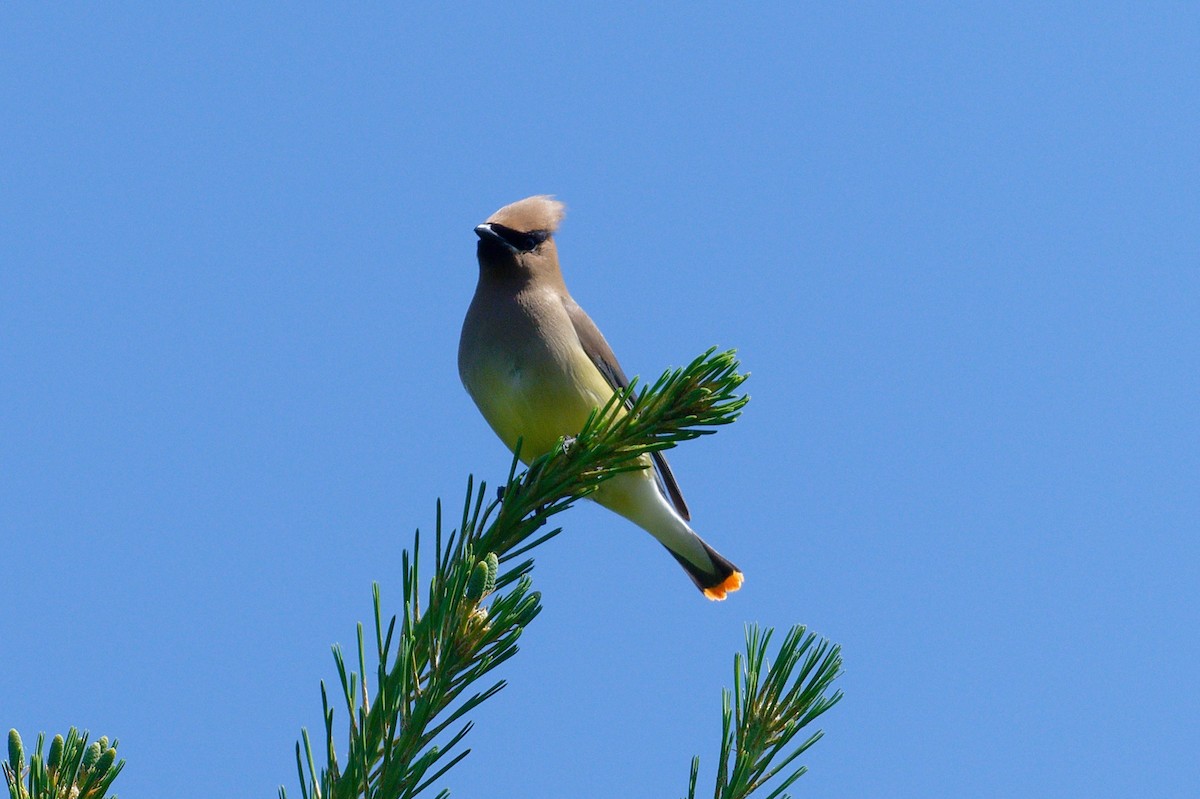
[561,296,692,521]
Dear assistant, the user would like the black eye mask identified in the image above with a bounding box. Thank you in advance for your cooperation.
[489,224,549,252]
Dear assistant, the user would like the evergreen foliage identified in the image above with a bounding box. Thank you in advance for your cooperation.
[3,728,124,799]
[4,349,841,799]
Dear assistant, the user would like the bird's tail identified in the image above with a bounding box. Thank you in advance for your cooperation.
[594,469,744,600]
[665,537,744,600]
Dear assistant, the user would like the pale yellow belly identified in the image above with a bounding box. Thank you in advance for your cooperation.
[469,348,619,463]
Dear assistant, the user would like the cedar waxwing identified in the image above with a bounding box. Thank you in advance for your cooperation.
[458,195,743,599]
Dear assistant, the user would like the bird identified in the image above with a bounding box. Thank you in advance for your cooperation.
[458,195,743,600]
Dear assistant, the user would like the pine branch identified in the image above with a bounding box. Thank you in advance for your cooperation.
[3,728,125,799]
[284,348,751,799]
[686,625,844,799]
[7,349,843,799]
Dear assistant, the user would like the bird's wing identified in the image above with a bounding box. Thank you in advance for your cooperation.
[562,296,692,521]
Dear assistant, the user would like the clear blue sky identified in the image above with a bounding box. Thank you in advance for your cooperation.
[3,4,1196,797]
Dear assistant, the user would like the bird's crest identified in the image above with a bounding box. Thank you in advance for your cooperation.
[486,195,566,234]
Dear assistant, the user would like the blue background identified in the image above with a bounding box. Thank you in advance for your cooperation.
[3,4,1196,797]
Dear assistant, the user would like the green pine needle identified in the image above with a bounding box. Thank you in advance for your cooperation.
[687,625,844,799]
[7,349,842,799]
[283,348,755,799]
[3,728,125,799]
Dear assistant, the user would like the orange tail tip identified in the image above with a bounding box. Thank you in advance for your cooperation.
[702,570,745,601]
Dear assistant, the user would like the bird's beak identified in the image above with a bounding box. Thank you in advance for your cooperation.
[474,223,513,251]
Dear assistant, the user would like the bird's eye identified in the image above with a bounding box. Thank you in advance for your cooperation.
[490,224,549,252]
[524,231,549,251]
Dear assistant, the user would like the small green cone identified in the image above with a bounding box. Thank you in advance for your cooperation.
[95,747,116,778]
[7,729,23,774]
[48,734,64,773]
[465,559,488,603]
[82,741,102,772]
[484,553,499,594]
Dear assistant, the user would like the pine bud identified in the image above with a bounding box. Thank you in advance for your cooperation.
[48,735,64,773]
[7,729,23,774]
[95,747,116,778]
[82,741,101,772]
[484,553,498,595]
[465,559,488,603]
